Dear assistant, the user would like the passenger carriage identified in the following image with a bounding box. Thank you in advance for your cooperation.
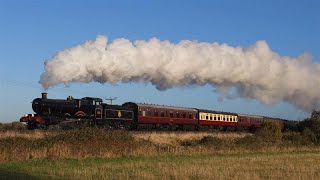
[122,102,198,130]
[197,109,238,130]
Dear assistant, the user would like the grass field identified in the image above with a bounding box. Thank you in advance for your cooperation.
[1,125,320,179]
[1,151,320,179]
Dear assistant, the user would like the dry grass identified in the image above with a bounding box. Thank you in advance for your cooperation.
[133,131,249,146]
[0,128,319,162]
[1,151,320,179]
[0,130,55,139]
[0,130,248,141]
[1,128,320,179]
[0,129,139,162]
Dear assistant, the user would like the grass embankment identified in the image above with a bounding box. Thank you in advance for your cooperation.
[1,121,320,179]
[1,128,318,162]
[1,151,320,179]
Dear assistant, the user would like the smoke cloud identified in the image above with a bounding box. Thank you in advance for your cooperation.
[40,35,320,112]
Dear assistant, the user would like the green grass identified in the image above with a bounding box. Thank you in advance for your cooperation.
[1,151,320,179]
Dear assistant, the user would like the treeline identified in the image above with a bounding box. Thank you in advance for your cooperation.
[292,110,320,144]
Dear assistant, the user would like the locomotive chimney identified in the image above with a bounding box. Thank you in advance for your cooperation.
[41,92,47,99]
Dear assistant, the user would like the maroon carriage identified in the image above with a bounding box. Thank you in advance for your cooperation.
[237,114,264,130]
[123,102,198,130]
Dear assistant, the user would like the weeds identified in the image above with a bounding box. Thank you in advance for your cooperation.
[0,121,320,162]
[0,122,26,131]
[0,128,141,161]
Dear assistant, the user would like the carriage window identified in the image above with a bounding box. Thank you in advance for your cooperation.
[139,109,142,116]
[147,110,152,116]
[170,112,174,118]
[142,111,146,116]
[182,112,186,118]
[176,112,180,118]
[214,116,216,120]
[160,111,165,117]
[223,117,225,121]
[210,116,212,120]
[218,117,220,120]
[206,115,208,120]
[189,113,192,119]
[154,110,158,117]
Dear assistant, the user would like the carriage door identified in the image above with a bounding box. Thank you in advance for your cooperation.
[95,108,102,119]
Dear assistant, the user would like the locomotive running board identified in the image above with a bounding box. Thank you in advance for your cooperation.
[60,118,82,124]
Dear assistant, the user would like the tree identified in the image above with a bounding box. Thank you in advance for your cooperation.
[297,110,320,144]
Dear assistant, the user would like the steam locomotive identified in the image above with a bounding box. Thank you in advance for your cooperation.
[20,93,134,130]
[20,93,291,131]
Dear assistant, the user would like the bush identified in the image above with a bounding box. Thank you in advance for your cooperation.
[0,122,26,131]
[180,136,223,147]
[45,128,137,156]
[235,135,262,148]
[302,128,318,144]
[199,136,223,146]
[255,121,282,145]
[296,110,320,144]
[282,131,313,146]
[11,122,27,131]
[0,128,139,161]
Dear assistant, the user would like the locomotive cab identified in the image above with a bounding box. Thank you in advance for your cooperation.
[81,97,102,106]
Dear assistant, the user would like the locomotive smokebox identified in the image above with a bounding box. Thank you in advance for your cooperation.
[41,92,47,99]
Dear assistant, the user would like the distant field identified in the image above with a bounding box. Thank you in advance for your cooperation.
[1,151,320,179]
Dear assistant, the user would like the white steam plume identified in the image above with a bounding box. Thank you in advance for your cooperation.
[40,35,320,112]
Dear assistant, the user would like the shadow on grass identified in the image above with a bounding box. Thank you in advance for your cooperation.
[0,168,43,180]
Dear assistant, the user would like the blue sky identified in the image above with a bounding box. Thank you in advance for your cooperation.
[0,0,319,122]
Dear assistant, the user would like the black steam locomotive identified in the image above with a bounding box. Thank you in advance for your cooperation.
[20,93,134,129]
